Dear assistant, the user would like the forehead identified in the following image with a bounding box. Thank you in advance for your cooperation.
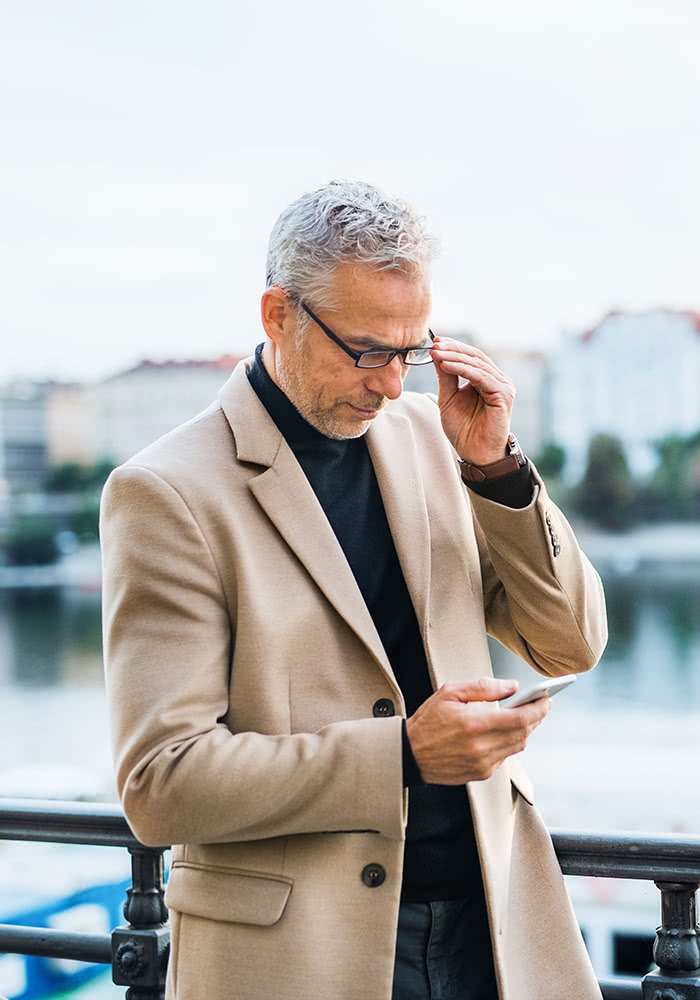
[330,262,432,331]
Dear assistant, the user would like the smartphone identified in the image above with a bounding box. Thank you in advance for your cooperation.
[499,673,577,709]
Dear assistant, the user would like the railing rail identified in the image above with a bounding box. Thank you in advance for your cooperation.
[0,796,146,848]
[553,828,700,882]
[0,924,112,963]
[3,799,700,999]
[0,798,169,999]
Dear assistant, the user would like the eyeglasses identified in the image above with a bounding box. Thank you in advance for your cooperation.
[295,299,435,369]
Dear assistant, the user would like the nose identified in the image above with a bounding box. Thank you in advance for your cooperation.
[364,355,405,401]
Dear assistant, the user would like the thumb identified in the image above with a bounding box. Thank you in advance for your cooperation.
[444,678,518,703]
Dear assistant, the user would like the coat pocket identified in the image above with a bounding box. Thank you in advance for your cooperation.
[165,863,293,926]
[509,756,535,805]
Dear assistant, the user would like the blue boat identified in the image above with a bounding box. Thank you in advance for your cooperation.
[0,840,138,1000]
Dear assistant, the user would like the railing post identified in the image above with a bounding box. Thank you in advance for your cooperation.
[111,846,170,1000]
[642,881,700,999]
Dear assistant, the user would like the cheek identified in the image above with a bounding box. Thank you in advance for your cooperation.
[316,363,360,403]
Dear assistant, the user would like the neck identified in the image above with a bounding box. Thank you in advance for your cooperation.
[261,340,282,389]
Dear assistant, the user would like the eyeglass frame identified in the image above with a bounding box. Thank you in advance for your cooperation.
[287,293,436,369]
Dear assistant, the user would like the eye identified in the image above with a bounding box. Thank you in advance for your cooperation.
[358,351,394,368]
[404,348,433,364]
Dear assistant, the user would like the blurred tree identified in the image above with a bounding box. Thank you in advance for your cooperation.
[533,442,566,478]
[651,434,691,518]
[688,447,700,518]
[71,500,101,540]
[571,433,636,531]
[44,458,116,494]
[635,479,667,523]
[44,461,86,492]
[87,457,116,488]
[644,432,700,520]
[3,518,60,565]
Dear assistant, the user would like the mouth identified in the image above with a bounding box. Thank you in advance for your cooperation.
[348,403,382,419]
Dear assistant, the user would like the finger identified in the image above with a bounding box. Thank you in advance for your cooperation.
[432,350,511,387]
[430,342,509,377]
[500,694,551,718]
[485,696,551,734]
[431,351,513,393]
[440,365,514,408]
[440,361,510,391]
[518,697,552,728]
[432,337,506,372]
[433,353,460,407]
[442,678,518,703]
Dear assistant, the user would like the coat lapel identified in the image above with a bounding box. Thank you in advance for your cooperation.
[218,362,398,690]
[366,409,431,637]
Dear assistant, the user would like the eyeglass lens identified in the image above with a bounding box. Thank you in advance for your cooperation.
[357,348,434,368]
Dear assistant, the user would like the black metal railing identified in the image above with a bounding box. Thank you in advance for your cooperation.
[2,799,700,999]
[554,830,700,999]
[0,798,168,999]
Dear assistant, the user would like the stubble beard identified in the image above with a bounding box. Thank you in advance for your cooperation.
[276,343,383,441]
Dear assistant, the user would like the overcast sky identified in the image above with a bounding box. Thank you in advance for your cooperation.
[1,0,698,384]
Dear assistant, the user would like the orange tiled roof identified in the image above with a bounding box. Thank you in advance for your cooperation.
[581,308,700,342]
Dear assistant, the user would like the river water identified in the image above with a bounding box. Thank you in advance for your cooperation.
[1,564,699,992]
[1,569,699,834]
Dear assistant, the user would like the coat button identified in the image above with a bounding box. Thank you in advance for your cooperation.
[553,544,561,557]
[373,698,395,717]
[361,863,386,888]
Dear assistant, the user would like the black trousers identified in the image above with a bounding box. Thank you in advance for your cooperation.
[392,897,499,1000]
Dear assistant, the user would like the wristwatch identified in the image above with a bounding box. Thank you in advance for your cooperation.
[459,433,527,483]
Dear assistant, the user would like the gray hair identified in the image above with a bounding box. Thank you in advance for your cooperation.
[265,180,439,316]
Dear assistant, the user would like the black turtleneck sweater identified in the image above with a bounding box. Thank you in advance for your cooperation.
[247,344,532,901]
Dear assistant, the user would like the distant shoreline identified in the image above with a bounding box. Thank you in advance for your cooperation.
[0,543,102,591]
[2,524,700,589]
[574,522,700,577]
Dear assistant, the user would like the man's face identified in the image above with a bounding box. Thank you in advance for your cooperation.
[272,263,433,439]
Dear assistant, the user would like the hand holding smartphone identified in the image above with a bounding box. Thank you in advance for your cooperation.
[498,673,576,709]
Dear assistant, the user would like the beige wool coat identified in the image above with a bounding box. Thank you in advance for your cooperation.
[100,359,608,1000]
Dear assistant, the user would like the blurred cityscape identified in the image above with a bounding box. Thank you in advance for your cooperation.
[2,306,700,574]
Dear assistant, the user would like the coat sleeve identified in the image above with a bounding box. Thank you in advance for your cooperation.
[100,465,406,848]
[467,463,608,676]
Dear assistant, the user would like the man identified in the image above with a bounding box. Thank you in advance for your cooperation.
[101,180,607,1000]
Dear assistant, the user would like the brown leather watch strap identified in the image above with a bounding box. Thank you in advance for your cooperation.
[459,433,526,483]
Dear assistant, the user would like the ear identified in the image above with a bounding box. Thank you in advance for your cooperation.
[261,286,296,348]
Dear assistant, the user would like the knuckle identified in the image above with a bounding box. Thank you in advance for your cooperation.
[461,713,481,737]
[481,713,496,733]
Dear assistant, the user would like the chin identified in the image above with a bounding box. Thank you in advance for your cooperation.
[340,424,371,440]
[316,417,370,441]
[304,403,372,440]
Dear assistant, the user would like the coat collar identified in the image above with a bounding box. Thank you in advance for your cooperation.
[218,360,431,691]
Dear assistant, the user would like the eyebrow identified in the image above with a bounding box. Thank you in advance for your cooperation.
[345,335,431,353]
